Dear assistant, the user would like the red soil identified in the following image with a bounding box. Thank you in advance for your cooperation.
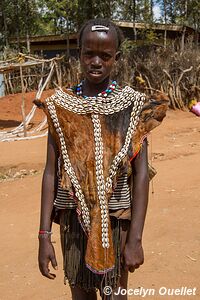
[0,91,199,299]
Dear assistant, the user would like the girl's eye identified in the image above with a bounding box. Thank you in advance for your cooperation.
[102,54,111,60]
[83,52,93,57]
[82,52,112,61]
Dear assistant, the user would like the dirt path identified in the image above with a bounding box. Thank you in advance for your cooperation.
[0,109,199,300]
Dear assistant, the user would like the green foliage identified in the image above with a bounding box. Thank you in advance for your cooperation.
[39,0,117,33]
[41,0,78,33]
[157,0,200,28]
[0,0,41,49]
[0,0,199,51]
[187,0,200,30]
[116,0,154,22]
[76,0,115,28]
[145,29,158,43]
[120,39,136,55]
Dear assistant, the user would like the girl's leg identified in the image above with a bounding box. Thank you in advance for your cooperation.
[113,267,128,300]
[113,220,129,300]
[100,218,130,300]
[70,286,97,300]
[100,269,128,300]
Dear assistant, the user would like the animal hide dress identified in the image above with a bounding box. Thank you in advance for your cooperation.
[37,85,168,276]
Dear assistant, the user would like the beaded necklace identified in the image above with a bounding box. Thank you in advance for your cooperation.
[75,80,117,98]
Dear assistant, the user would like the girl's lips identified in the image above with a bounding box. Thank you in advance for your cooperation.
[89,70,102,75]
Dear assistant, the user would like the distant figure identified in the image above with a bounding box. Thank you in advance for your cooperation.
[37,18,168,300]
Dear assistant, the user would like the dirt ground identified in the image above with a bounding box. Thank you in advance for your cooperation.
[0,92,200,300]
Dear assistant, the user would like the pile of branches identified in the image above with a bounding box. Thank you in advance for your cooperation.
[1,43,199,110]
[1,54,80,95]
[0,52,82,141]
[113,41,200,109]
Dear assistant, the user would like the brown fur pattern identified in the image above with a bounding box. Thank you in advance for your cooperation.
[130,93,169,159]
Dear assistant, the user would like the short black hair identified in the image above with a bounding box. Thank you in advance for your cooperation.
[78,18,124,50]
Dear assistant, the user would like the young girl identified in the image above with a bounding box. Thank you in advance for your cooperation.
[37,19,168,300]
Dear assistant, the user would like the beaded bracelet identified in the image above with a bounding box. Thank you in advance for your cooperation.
[38,230,52,236]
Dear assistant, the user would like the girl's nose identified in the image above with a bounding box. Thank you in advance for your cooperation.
[91,56,102,67]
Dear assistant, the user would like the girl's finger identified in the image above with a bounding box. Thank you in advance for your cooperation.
[129,266,135,273]
[134,264,140,269]
[40,264,56,279]
[51,256,58,270]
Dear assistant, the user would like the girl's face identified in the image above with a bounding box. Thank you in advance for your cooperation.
[80,29,118,85]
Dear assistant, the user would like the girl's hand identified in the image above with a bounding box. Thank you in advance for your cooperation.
[38,237,58,279]
[123,240,144,273]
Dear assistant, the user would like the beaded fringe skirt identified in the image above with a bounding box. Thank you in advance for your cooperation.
[59,209,129,292]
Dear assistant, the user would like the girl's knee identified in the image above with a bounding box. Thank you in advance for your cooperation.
[112,270,129,300]
[118,269,129,289]
[70,286,97,300]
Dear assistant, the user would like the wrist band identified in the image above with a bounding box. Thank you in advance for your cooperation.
[38,230,52,235]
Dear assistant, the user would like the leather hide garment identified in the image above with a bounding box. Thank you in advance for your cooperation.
[36,87,169,274]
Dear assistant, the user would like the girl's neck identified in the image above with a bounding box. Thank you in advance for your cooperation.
[82,78,111,97]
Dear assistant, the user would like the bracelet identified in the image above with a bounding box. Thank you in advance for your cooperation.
[38,230,53,235]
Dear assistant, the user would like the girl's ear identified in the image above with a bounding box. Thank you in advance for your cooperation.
[78,47,81,58]
[115,51,121,61]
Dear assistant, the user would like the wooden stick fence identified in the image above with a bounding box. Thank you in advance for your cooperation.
[0,54,66,142]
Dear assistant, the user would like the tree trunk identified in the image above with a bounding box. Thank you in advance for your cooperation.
[20,65,27,137]
[180,26,186,53]
[164,28,167,48]
[150,0,154,22]
[2,9,9,47]
[66,17,70,58]
[164,0,167,48]
[25,1,31,53]
[180,0,188,54]
[133,0,137,42]
[26,31,31,53]
[15,0,20,51]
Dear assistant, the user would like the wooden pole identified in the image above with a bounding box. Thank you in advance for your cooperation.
[19,65,27,137]
[54,61,62,87]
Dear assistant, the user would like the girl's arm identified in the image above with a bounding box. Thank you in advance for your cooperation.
[123,138,149,272]
[38,131,58,279]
